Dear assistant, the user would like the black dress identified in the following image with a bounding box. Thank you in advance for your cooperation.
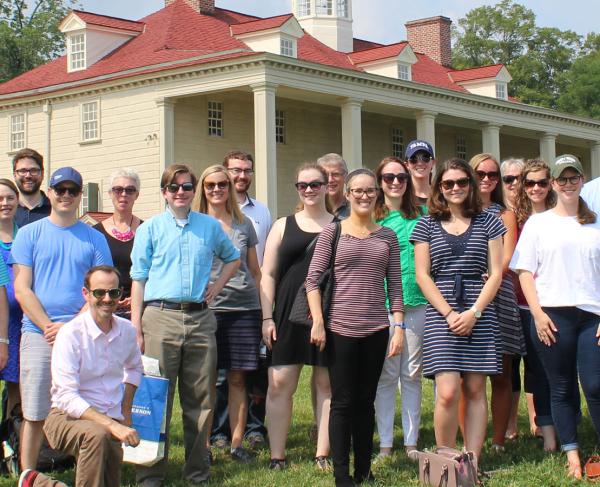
[271,215,329,367]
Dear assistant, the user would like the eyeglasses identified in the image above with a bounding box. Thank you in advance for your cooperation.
[476,170,500,181]
[204,181,228,191]
[555,175,582,186]
[15,168,41,177]
[88,288,122,300]
[164,182,195,193]
[227,168,254,176]
[523,178,549,189]
[502,175,519,185]
[381,173,410,185]
[408,155,432,164]
[52,186,81,197]
[440,178,470,191]
[111,186,138,195]
[349,187,378,198]
[295,181,325,192]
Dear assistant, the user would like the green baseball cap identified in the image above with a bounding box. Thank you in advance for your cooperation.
[552,154,584,178]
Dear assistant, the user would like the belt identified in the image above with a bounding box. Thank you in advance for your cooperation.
[434,274,483,313]
[145,300,208,311]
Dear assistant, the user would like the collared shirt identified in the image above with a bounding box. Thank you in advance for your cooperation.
[335,200,350,220]
[130,210,240,302]
[15,191,51,228]
[50,311,143,420]
[240,194,272,265]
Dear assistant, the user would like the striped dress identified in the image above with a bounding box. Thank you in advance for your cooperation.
[305,223,404,338]
[410,212,505,378]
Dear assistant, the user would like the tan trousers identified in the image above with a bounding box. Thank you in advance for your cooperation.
[41,408,122,487]
[136,305,217,485]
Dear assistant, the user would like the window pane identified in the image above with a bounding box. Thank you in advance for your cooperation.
[10,114,25,151]
[337,0,348,17]
[391,127,404,158]
[316,0,332,15]
[208,101,223,137]
[82,102,99,140]
[70,33,86,70]
[456,135,467,160]
[275,110,286,144]
[298,0,311,16]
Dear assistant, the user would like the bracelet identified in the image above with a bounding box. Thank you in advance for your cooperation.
[443,309,453,318]
[392,322,406,330]
[0,337,9,345]
[262,317,273,322]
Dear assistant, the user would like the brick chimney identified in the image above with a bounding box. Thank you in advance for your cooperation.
[405,16,452,67]
[165,0,215,14]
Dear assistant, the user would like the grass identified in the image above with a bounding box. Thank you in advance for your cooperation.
[2,368,597,486]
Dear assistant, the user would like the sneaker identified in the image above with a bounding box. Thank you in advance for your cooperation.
[19,469,39,487]
[315,456,332,471]
[246,433,266,449]
[211,436,229,450]
[231,446,253,463]
[269,458,286,470]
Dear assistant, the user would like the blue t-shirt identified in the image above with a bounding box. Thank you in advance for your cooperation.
[9,218,112,334]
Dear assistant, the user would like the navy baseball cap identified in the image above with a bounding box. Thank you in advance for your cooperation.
[405,139,434,159]
[49,167,83,189]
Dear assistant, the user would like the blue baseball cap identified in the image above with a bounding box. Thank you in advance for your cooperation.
[49,167,83,189]
[405,139,435,159]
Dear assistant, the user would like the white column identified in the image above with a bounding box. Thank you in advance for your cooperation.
[43,101,52,187]
[591,142,600,179]
[156,98,176,176]
[481,123,501,161]
[539,132,557,165]
[341,98,363,171]
[416,110,437,155]
[251,82,278,218]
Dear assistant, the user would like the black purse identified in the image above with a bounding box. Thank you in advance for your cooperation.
[288,221,341,327]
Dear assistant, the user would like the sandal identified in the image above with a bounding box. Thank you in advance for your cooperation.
[269,458,286,470]
[315,456,332,471]
[585,456,600,482]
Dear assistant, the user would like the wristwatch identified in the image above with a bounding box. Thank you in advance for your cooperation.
[0,337,9,345]
[392,322,407,329]
[469,306,482,319]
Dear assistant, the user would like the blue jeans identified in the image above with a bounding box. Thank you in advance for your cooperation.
[533,307,600,451]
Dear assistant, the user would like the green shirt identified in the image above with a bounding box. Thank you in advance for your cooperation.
[378,208,428,308]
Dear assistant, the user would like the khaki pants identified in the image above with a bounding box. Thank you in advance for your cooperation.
[41,408,122,487]
[136,305,217,485]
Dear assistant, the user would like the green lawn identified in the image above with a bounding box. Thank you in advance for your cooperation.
[3,369,597,486]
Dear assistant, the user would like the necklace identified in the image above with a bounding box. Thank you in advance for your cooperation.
[111,215,135,242]
[0,222,17,251]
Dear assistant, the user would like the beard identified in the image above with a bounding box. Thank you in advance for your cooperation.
[16,178,42,196]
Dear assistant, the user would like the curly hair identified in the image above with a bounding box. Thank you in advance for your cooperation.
[514,159,556,226]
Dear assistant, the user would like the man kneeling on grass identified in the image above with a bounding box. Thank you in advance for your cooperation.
[19,265,143,487]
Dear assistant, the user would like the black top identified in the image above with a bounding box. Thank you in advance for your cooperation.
[15,191,51,228]
[93,221,142,298]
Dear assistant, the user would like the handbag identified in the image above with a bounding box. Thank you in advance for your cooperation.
[288,221,341,327]
[418,447,478,487]
[585,456,600,482]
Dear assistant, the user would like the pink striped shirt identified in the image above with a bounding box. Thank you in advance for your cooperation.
[306,223,404,338]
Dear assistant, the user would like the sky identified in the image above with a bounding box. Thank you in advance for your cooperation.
[77,0,598,44]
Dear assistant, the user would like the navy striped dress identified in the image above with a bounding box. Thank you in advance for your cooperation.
[410,212,505,378]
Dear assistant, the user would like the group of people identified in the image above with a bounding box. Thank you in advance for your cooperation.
[0,140,597,487]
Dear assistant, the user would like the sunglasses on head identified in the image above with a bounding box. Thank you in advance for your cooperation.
[408,155,432,164]
[440,178,470,191]
[502,175,519,185]
[523,178,549,189]
[381,173,410,185]
[204,181,228,191]
[88,288,122,300]
[476,170,500,181]
[52,186,81,197]
[295,181,325,191]
[111,186,137,195]
[164,182,195,193]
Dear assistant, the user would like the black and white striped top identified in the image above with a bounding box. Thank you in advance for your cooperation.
[306,223,403,338]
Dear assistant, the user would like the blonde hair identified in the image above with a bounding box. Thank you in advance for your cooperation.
[192,165,244,223]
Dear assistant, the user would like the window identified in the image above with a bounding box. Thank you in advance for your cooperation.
[398,63,411,81]
[456,135,467,160]
[275,110,286,144]
[208,101,223,137]
[297,0,311,16]
[81,101,99,141]
[69,33,86,71]
[496,82,507,100]
[280,38,295,57]
[10,113,26,152]
[391,127,404,158]
[337,0,348,17]
[316,0,332,15]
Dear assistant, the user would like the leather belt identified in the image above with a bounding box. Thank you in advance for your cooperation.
[145,300,208,311]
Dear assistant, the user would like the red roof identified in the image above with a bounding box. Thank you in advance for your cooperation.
[412,54,467,93]
[353,38,383,52]
[448,64,504,83]
[349,42,409,65]
[230,14,294,36]
[70,10,145,33]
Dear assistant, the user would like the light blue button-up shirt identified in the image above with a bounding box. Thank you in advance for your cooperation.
[130,210,240,302]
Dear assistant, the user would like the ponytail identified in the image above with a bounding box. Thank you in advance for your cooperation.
[577,196,596,225]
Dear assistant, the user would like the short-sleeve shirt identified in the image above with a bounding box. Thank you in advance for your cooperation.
[240,196,272,265]
[210,216,260,312]
[9,218,113,334]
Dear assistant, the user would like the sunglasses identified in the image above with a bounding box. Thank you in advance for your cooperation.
[88,288,122,300]
[476,170,500,181]
[111,186,138,195]
[52,186,81,197]
[408,155,432,164]
[555,175,582,186]
[440,178,470,191]
[523,178,549,189]
[164,182,195,193]
[295,181,325,192]
[502,175,519,185]
[381,173,410,185]
[204,181,228,191]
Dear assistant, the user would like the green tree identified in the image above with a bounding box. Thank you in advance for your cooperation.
[0,0,78,83]
[557,50,600,119]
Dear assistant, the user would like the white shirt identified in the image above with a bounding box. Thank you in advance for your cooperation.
[240,194,272,265]
[510,210,600,316]
[50,311,143,420]
[582,177,600,215]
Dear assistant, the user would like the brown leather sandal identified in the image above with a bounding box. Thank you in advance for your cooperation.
[585,456,600,482]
